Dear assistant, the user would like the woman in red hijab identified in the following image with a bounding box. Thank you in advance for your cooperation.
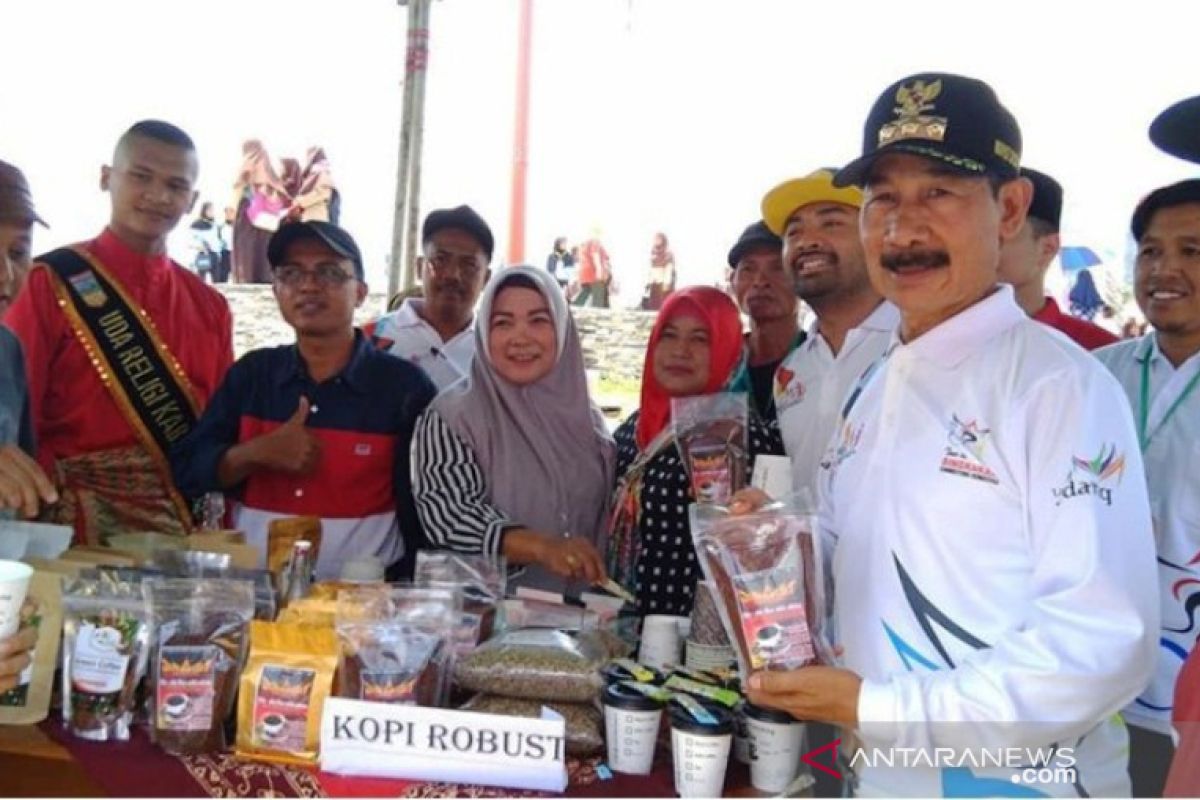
[608,286,783,616]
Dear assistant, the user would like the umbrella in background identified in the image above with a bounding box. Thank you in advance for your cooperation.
[1058,245,1103,273]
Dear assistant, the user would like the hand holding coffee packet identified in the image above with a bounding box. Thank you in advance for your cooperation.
[690,496,831,680]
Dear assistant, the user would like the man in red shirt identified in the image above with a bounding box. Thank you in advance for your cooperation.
[998,167,1117,350]
[6,120,233,543]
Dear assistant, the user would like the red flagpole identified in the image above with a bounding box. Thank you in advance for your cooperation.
[507,0,533,265]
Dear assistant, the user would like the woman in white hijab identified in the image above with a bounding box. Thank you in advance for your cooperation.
[411,266,615,590]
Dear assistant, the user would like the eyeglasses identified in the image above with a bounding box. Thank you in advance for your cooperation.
[274,264,356,288]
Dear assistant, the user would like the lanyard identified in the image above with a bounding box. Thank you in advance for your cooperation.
[1138,352,1200,451]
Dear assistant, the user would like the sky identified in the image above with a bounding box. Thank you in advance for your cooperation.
[3,0,1199,307]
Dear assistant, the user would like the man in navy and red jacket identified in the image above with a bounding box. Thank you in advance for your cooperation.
[171,221,436,579]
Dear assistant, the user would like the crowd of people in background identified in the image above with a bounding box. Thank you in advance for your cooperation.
[1,71,1200,798]
[178,140,340,286]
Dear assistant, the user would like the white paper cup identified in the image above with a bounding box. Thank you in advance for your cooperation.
[670,705,733,798]
[602,683,663,775]
[0,560,33,638]
[639,614,686,669]
[745,702,807,792]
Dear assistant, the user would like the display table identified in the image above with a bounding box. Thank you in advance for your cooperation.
[0,722,759,798]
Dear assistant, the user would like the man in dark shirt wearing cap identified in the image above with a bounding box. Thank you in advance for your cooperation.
[171,221,437,580]
[367,205,493,390]
[998,167,1117,350]
[723,221,803,423]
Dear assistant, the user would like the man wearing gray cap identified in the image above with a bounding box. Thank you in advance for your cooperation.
[0,160,56,518]
[0,161,47,319]
[742,72,1157,797]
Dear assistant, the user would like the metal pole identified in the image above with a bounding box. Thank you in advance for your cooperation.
[506,0,534,265]
[387,0,421,298]
[402,0,432,286]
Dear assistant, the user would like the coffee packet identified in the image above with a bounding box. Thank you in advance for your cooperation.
[236,620,338,766]
[147,578,254,754]
[61,576,153,741]
[690,496,830,680]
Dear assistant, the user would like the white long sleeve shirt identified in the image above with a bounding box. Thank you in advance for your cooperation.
[1097,335,1200,736]
[819,286,1158,797]
[775,301,898,494]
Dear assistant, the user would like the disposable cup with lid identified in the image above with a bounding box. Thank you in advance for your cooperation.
[669,702,733,798]
[603,682,664,775]
[745,701,807,793]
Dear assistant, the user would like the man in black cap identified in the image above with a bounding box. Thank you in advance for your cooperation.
[740,72,1157,797]
[1151,96,1200,164]
[171,220,437,580]
[724,221,803,423]
[367,205,493,390]
[998,168,1116,350]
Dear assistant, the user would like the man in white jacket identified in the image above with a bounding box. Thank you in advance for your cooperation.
[743,72,1158,797]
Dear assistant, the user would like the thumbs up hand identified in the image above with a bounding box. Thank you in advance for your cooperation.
[255,396,321,475]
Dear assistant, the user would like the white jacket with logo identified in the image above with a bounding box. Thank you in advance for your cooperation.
[1097,335,1200,736]
[819,286,1158,797]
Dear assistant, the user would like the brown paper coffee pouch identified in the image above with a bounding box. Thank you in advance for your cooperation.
[236,620,337,767]
[0,571,63,725]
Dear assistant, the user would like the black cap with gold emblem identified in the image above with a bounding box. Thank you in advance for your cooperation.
[834,72,1022,188]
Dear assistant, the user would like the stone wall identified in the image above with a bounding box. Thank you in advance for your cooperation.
[217,285,655,385]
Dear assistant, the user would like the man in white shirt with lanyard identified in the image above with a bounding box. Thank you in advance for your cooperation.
[742,72,1158,797]
[761,167,899,495]
[1095,179,1200,797]
[368,205,492,390]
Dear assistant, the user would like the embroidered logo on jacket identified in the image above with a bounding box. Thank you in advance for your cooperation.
[819,420,864,474]
[774,366,805,411]
[939,415,999,484]
[1052,444,1125,507]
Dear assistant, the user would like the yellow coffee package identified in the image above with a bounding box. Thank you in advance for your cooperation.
[0,571,64,725]
[236,620,337,766]
[266,518,322,583]
[275,594,340,627]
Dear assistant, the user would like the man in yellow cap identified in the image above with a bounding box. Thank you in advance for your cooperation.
[761,167,898,494]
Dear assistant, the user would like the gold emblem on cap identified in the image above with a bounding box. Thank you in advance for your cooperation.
[993,140,1020,170]
[879,78,948,146]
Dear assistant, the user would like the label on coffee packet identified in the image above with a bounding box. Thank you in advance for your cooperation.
[157,645,217,732]
[72,621,133,693]
[689,444,733,505]
[254,665,316,751]
[360,671,419,704]
[730,568,814,669]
